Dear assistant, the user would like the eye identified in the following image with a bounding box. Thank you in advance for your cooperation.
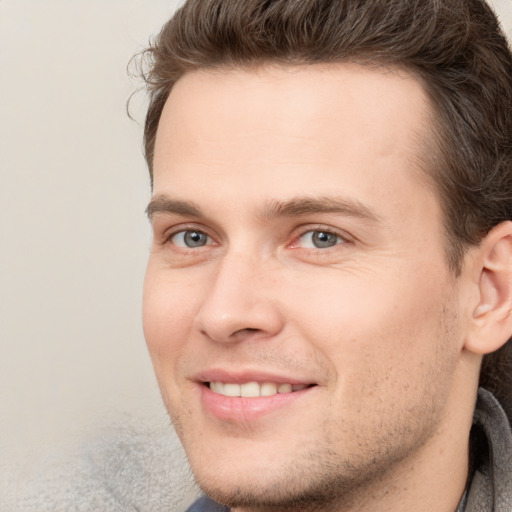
[170,229,212,248]
[298,230,344,249]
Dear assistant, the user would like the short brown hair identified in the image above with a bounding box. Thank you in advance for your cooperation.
[140,0,512,417]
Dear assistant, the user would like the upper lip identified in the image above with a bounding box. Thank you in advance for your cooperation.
[194,368,317,386]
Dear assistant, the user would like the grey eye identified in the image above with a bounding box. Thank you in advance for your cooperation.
[299,230,342,249]
[173,230,210,248]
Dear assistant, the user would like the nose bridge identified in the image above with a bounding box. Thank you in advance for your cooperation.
[194,248,283,343]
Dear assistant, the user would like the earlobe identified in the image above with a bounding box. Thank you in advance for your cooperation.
[465,221,512,355]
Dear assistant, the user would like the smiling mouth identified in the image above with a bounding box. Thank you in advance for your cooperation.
[207,381,315,398]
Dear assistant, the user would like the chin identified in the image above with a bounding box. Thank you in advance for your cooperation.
[186,439,398,512]
[192,465,366,512]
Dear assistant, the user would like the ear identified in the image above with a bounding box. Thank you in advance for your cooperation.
[464,221,512,355]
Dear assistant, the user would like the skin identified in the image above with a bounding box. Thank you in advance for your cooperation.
[143,64,496,512]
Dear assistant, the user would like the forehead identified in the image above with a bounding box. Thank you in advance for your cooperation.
[153,63,434,218]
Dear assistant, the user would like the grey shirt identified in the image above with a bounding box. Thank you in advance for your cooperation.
[458,388,512,512]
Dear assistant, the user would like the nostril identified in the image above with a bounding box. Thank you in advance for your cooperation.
[231,327,260,337]
[195,300,284,343]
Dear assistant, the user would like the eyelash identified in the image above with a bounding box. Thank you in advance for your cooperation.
[291,225,350,250]
[161,225,215,248]
[169,230,213,248]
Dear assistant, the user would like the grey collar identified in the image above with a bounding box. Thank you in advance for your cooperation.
[459,388,512,512]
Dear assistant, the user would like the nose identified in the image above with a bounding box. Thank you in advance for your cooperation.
[194,253,284,344]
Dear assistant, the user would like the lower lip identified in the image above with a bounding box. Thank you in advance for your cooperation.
[200,384,313,422]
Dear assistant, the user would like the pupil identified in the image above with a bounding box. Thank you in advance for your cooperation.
[185,231,206,247]
[312,231,337,248]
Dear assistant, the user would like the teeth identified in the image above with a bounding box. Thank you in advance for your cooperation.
[260,382,277,396]
[241,382,260,397]
[277,383,292,393]
[223,383,241,397]
[209,381,309,398]
[210,381,224,394]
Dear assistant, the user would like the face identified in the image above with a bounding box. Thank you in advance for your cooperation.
[143,64,466,510]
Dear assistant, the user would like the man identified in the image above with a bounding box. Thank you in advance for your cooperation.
[140,0,512,511]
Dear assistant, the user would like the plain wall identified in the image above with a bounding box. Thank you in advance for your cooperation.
[0,0,511,510]
[0,1,196,509]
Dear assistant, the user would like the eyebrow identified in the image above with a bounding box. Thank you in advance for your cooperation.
[260,196,381,223]
[146,194,381,223]
[146,196,202,219]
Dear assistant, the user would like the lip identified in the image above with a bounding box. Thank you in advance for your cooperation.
[194,368,317,422]
[195,368,314,386]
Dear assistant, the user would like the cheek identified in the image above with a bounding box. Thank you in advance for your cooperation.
[142,267,205,431]
[291,274,460,446]
[286,265,457,389]
[142,266,199,374]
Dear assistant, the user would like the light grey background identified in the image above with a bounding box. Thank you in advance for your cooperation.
[0,1,197,510]
[0,0,511,510]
